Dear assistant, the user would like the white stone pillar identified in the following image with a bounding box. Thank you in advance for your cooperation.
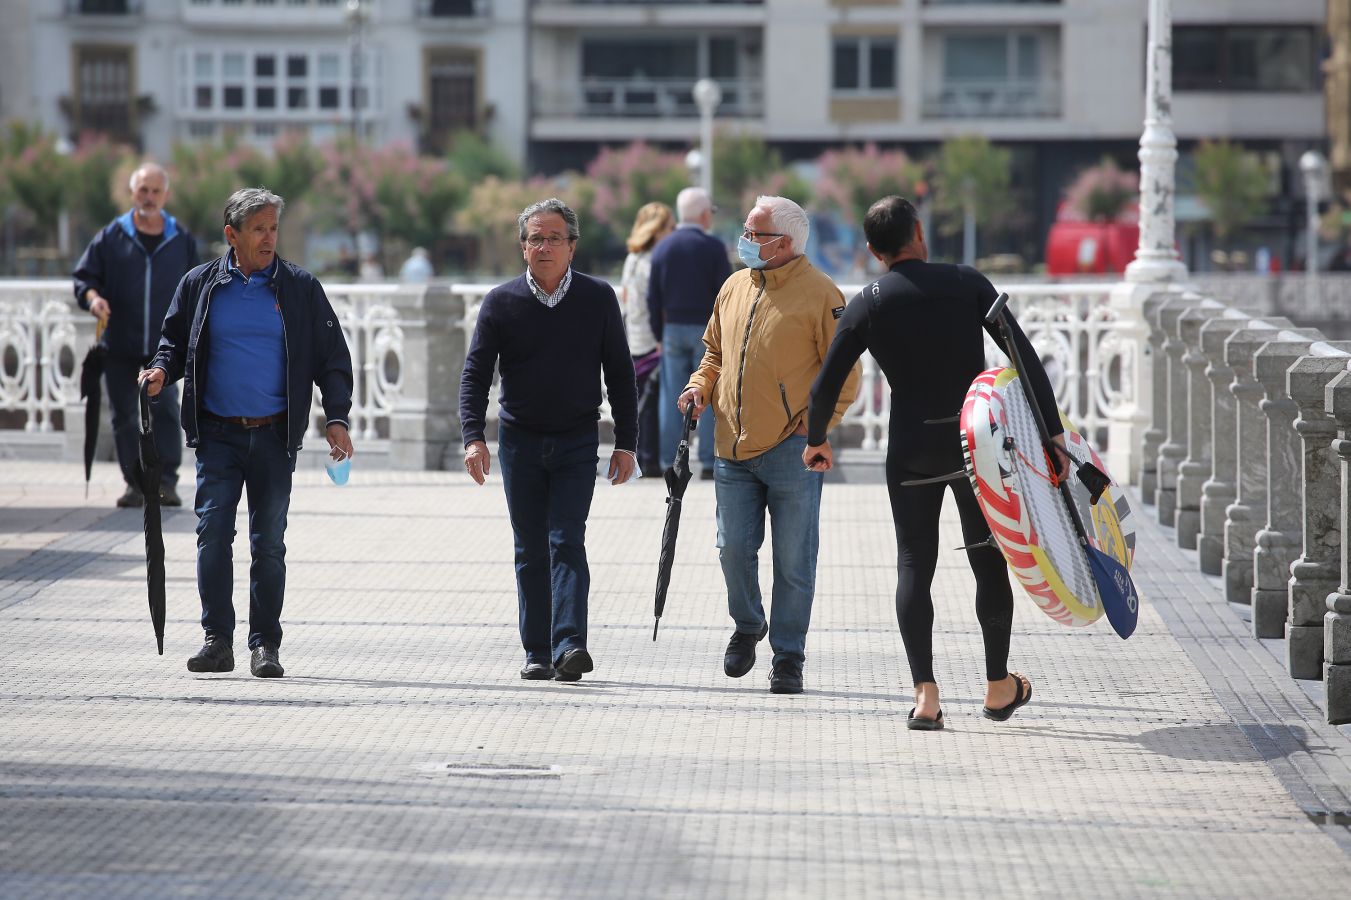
[1175,300,1225,548]
[1324,368,1351,724]
[1198,314,1255,576]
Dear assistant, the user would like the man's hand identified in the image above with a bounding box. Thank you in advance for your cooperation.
[1050,434,1070,481]
[803,440,833,473]
[87,292,110,324]
[607,451,636,485]
[326,422,354,460]
[465,440,491,485]
[676,387,706,419]
[137,366,166,398]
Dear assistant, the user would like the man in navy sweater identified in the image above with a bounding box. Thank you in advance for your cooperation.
[459,198,639,683]
[647,187,730,478]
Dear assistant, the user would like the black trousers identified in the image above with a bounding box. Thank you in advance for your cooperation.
[104,354,182,488]
[886,451,1014,685]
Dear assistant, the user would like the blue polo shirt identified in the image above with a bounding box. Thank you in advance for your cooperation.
[202,253,287,417]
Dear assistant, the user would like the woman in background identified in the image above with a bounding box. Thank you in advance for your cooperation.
[620,202,675,476]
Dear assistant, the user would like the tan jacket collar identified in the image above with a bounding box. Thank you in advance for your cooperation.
[753,253,811,290]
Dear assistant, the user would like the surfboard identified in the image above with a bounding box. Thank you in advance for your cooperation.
[960,367,1137,628]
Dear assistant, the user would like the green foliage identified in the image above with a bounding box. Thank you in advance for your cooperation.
[585,143,688,251]
[3,134,72,244]
[814,143,922,226]
[932,135,1014,235]
[168,138,265,237]
[1063,156,1138,223]
[1191,140,1269,241]
[457,174,596,274]
[69,134,131,232]
[447,131,519,184]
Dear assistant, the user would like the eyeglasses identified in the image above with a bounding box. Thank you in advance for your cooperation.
[525,235,570,248]
[741,230,785,243]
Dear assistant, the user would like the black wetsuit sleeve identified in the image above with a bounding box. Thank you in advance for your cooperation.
[807,290,870,445]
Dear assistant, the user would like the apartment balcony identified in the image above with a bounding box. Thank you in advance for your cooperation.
[923,78,1060,119]
[532,77,762,139]
[532,0,762,28]
[418,0,491,20]
[181,0,351,28]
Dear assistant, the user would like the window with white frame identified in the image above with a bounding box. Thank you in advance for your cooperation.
[178,47,378,118]
[832,36,897,94]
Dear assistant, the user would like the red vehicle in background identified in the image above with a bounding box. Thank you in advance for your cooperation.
[1045,200,1139,275]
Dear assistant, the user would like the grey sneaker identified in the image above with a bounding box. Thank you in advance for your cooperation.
[116,484,144,508]
[250,645,284,678]
[186,638,234,673]
[159,484,182,507]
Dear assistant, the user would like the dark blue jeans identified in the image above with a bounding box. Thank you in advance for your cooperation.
[193,416,295,650]
[104,354,181,488]
[497,422,599,666]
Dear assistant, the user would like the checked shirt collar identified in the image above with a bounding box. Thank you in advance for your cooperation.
[525,267,573,308]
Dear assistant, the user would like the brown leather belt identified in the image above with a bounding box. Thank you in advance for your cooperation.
[202,410,286,429]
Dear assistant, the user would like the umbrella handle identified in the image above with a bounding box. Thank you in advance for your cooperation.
[680,402,695,442]
[138,380,154,438]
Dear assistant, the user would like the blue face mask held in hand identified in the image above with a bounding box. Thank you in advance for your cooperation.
[325,449,351,486]
[737,234,781,270]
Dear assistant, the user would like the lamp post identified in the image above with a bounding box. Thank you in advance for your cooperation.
[345,0,368,143]
[1125,0,1187,283]
[1299,149,1328,306]
[692,78,722,199]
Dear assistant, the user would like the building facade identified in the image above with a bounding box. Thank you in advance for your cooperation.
[24,0,528,160]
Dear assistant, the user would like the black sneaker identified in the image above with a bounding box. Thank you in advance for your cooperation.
[520,661,554,680]
[769,658,803,695]
[186,638,234,673]
[723,622,769,678]
[116,484,144,508]
[250,645,284,678]
[159,484,182,507]
[555,648,594,677]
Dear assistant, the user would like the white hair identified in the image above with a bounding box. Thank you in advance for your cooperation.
[676,187,712,223]
[756,195,809,254]
[128,163,169,193]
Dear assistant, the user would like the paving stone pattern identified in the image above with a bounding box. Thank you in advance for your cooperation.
[2,462,1350,898]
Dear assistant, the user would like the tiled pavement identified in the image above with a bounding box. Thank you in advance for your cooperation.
[2,459,1350,899]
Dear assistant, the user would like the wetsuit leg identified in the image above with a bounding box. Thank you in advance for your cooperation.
[950,476,1015,682]
[886,460,945,685]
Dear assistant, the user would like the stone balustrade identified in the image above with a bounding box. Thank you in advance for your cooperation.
[1141,285,1351,724]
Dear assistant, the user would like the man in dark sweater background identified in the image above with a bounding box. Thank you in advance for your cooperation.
[648,187,730,478]
[459,198,639,683]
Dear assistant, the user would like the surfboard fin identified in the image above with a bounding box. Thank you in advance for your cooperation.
[954,535,999,553]
[900,470,966,487]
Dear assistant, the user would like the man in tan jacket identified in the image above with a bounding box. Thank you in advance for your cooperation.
[678,195,860,694]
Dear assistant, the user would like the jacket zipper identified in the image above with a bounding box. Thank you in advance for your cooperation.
[278,279,292,451]
[140,230,177,358]
[192,272,229,437]
[731,273,767,460]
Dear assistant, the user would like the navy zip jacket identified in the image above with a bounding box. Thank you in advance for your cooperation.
[150,254,354,454]
[646,225,731,342]
[73,210,200,359]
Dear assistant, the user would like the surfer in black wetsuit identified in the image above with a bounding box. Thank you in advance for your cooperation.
[804,195,1065,730]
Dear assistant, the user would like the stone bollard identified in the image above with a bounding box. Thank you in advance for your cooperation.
[1198,313,1255,576]
[1250,332,1322,638]
[1286,344,1351,679]
[387,284,466,470]
[1154,296,1194,525]
[1139,289,1182,503]
[1175,300,1225,549]
[1324,368,1351,724]
[1223,323,1291,606]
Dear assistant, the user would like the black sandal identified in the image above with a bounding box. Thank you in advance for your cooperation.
[907,707,944,731]
[982,673,1032,722]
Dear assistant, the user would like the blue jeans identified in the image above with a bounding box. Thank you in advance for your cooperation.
[659,323,715,470]
[193,416,295,651]
[715,434,823,664]
[498,422,599,666]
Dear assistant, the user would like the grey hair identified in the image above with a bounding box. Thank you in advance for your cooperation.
[517,198,580,242]
[676,187,712,223]
[223,187,285,231]
[128,162,169,193]
[756,195,809,254]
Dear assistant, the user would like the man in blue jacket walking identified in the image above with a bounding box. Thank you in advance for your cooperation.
[648,187,730,478]
[140,187,354,679]
[74,163,199,507]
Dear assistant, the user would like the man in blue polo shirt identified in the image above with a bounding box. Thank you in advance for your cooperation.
[141,187,354,679]
[460,198,638,683]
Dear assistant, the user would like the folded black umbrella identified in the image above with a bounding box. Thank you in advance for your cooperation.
[78,326,106,498]
[133,381,166,655]
[652,404,696,641]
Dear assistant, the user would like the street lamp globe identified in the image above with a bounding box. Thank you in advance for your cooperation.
[692,78,722,115]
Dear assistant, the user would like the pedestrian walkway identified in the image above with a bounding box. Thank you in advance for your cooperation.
[2,460,1350,899]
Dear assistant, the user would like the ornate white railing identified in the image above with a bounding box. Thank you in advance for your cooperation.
[0,279,1139,459]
